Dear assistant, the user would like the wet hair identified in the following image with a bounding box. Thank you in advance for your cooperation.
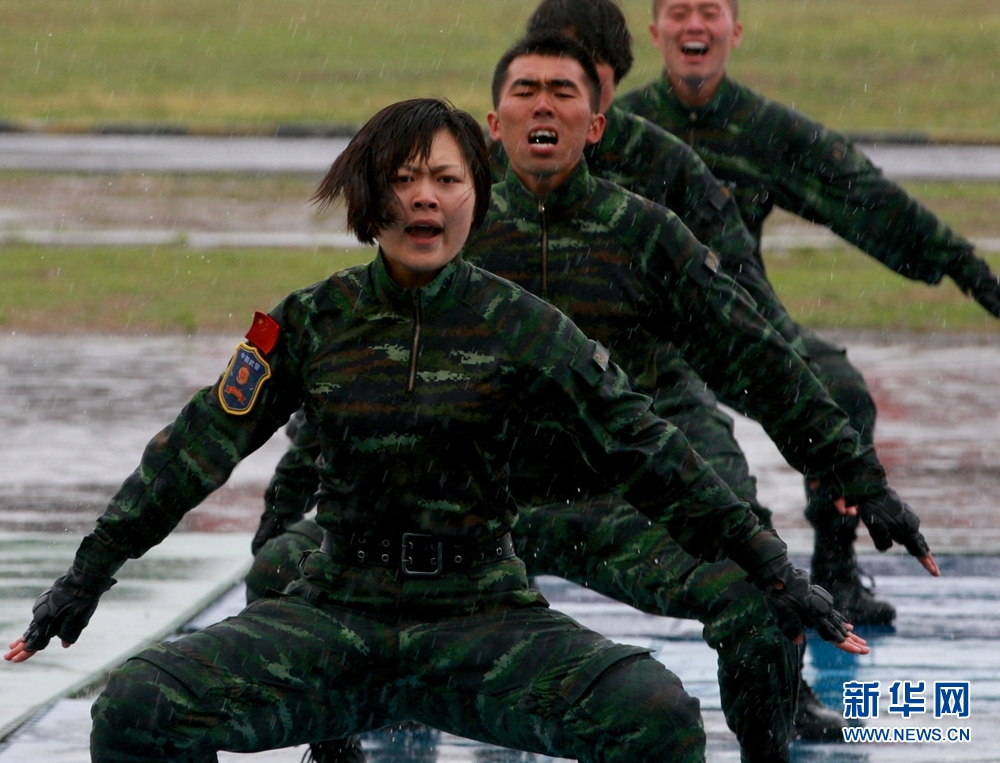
[491,33,602,112]
[653,0,738,20]
[312,99,491,246]
[526,0,634,84]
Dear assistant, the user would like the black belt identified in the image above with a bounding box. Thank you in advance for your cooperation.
[320,530,516,578]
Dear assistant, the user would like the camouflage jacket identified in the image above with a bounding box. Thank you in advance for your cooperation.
[73,253,765,580]
[617,74,981,284]
[460,161,886,504]
[491,105,802,348]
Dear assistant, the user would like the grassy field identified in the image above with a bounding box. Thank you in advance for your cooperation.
[0,246,372,333]
[764,249,1000,333]
[3,0,999,138]
[2,243,999,335]
[3,175,1000,335]
[896,182,1000,237]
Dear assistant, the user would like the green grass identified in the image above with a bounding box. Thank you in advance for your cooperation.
[729,0,1000,140]
[764,181,1000,239]
[2,0,999,137]
[764,249,1000,333]
[0,245,372,333]
[3,244,999,334]
[898,182,1000,236]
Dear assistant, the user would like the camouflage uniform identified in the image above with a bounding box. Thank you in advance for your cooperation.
[248,160,891,762]
[617,74,994,618]
[492,105,806,351]
[87,253,793,763]
[489,105,813,528]
[617,76,985,281]
[465,162,891,756]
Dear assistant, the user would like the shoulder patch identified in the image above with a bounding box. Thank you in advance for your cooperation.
[246,311,280,354]
[704,250,720,274]
[570,339,611,387]
[592,341,610,372]
[707,183,730,212]
[678,248,720,289]
[219,343,272,415]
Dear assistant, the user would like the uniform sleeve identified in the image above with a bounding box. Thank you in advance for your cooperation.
[73,297,311,577]
[508,302,762,565]
[769,110,979,286]
[263,408,323,520]
[636,207,886,499]
[664,140,807,351]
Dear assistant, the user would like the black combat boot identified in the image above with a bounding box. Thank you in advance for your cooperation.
[302,736,366,763]
[811,532,895,626]
[805,481,895,625]
[793,678,862,741]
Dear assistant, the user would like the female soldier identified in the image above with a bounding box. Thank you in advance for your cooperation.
[6,99,863,763]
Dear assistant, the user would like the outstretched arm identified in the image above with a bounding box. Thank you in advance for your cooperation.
[772,118,1000,318]
[633,207,936,574]
[523,319,867,654]
[5,309,307,662]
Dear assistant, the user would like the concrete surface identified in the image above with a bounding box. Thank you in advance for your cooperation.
[3,134,1000,180]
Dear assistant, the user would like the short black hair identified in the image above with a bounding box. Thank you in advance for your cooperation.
[526,0,634,83]
[491,33,602,112]
[312,99,491,246]
[653,0,738,20]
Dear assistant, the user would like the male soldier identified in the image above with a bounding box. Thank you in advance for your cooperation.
[491,0,848,740]
[618,0,1000,624]
[250,35,938,763]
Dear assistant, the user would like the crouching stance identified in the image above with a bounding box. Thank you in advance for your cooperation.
[6,99,865,763]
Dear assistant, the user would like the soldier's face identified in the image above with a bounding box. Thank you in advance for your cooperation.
[377,129,476,290]
[651,0,742,97]
[487,55,605,195]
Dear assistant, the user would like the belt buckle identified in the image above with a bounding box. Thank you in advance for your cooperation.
[401,533,443,577]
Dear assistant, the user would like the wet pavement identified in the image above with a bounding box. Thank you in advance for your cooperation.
[0,135,351,175]
[0,533,251,741]
[5,141,999,253]
[3,133,1000,180]
[1,331,999,761]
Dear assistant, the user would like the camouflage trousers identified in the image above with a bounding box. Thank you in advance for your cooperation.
[248,513,796,763]
[246,386,800,763]
[91,555,704,763]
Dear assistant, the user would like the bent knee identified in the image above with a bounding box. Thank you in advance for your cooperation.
[578,655,705,763]
[92,657,211,763]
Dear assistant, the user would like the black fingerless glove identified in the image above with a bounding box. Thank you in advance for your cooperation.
[731,529,849,644]
[22,567,117,652]
[947,256,1000,318]
[757,562,849,644]
[856,486,930,558]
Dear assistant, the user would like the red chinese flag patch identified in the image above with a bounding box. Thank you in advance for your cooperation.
[246,311,280,354]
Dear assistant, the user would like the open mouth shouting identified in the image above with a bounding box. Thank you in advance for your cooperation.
[680,41,709,57]
[528,128,559,145]
[404,221,444,242]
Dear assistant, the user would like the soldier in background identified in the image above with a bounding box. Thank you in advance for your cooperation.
[618,0,1000,625]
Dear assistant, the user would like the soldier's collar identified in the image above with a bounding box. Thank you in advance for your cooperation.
[502,158,597,221]
[657,72,738,121]
[370,249,469,317]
